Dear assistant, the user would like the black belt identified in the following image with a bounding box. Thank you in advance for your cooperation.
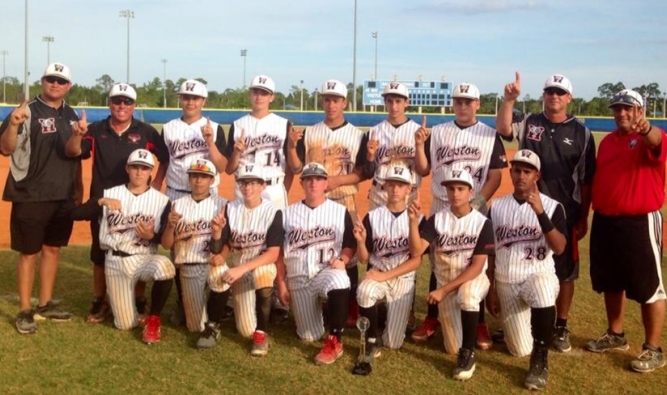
[110,250,133,257]
[168,186,191,193]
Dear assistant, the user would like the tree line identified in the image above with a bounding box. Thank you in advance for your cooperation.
[1,75,664,117]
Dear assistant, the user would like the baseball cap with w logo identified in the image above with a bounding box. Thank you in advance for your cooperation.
[385,165,412,184]
[250,75,275,94]
[187,159,217,177]
[510,149,541,171]
[237,163,265,181]
[127,149,155,168]
[440,168,474,188]
[321,79,347,98]
[452,83,480,100]
[178,79,208,98]
[543,74,572,95]
[109,83,137,100]
[382,82,409,99]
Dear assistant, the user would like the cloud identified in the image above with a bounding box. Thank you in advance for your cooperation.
[407,0,548,15]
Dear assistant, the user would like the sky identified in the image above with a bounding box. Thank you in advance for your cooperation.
[1,0,665,100]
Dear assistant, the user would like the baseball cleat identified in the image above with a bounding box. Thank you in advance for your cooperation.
[453,348,477,381]
[630,345,665,373]
[34,301,73,322]
[250,331,269,357]
[412,317,440,342]
[314,335,343,365]
[143,315,162,344]
[475,322,492,350]
[585,331,629,353]
[16,309,37,335]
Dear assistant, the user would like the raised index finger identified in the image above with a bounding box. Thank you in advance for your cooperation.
[422,116,427,129]
[515,71,521,84]
[17,99,29,110]
[370,130,376,141]
[81,109,87,123]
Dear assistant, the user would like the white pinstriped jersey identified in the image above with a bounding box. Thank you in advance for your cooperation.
[369,119,422,187]
[171,195,228,265]
[162,117,222,191]
[231,113,288,180]
[366,206,420,280]
[99,186,170,254]
[226,199,281,267]
[428,121,499,201]
[490,194,562,283]
[283,199,347,279]
[429,209,491,284]
[303,121,365,199]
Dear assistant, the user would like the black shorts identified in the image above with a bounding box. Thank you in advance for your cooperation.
[11,200,74,254]
[590,211,665,304]
[554,225,579,282]
[90,218,105,266]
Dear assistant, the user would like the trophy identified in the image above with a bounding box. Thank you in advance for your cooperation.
[352,316,372,375]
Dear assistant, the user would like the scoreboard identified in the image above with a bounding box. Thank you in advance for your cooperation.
[362,80,452,107]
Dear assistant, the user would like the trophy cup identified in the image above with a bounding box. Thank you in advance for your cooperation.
[352,316,372,375]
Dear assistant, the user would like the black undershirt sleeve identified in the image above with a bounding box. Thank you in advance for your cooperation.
[418,215,437,244]
[550,204,567,236]
[342,210,357,250]
[265,211,284,247]
[362,214,373,253]
[214,125,227,155]
[69,195,103,221]
[473,219,495,256]
[296,132,306,163]
[489,135,508,169]
[152,201,172,243]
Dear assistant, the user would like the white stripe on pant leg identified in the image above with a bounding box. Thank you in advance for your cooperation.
[356,279,388,308]
[311,268,351,298]
[457,275,490,311]
[647,211,666,304]
[383,277,414,349]
[290,284,325,342]
[520,273,559,309]
[135,254,176,282]
[438,291,462,355]
[179,265,208,332]
[497,281,533,357]
[233,274,257,338]
[105,255,138,330]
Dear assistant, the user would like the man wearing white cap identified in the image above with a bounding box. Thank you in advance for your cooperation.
[286,78,373,326]
[585,89,666,373]
[412,82,507,347]
[496,73,596,353]
[161,79,228,325]
[209,163,284,356]
[65,83,170,323]
[411,169,495,381]
[486,149,567,390]
[353,164,422,358]
[1,62,85,334]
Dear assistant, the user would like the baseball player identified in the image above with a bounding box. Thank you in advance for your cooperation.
[161,79,228,326]
[286,79,374,326]
[276,163,356,365]
[353,165,423,358]
[411,169,495,381]
[65,83,169,323]
[368,82,428,210]
[497,72,596,353]
[210,164,283,357]
[485,150,567,390]
[412,82,507,347]
[2,63,83,334]
[224,75,291,322]
[160,159,231,349]
[71,149,175,344]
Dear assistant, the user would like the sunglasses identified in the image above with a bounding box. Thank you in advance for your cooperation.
[110,97,135,106]
[544,88,568,96]
[44,76,69,85]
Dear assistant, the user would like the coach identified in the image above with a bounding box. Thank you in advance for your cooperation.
[585,89,665,373]
[1,63,84,334]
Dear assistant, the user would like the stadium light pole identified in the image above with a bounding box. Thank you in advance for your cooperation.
[300,80,304,111]
[314,88,318,110]
[119,9,134,83]
[24,0,29,99]
[42,36,54,65]
[2,50,7,103]
[352,0,358,111]
[372,31,378,81]
[240,49,247,88]
[161,59,167,108]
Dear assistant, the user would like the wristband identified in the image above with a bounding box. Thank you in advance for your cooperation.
[537,211,555,233]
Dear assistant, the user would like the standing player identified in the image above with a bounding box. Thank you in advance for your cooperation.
[160,159,230,349]
[276,163,356,365]
[412,82,507,347]
[71,149,175,344]
[353,165,423,358]
[286,79,373,326]
[211,164,283,356]
[224,75,291,322]
[368,82,428,210]
[496,72,596,352]
[2,63,83,334]
[411,169,495,381]
[585,90,666,373]
[486,150,567,390]
[161,79,228,325]
[65,83,169,323]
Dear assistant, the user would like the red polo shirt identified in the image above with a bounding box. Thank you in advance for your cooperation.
[592,128,666,216]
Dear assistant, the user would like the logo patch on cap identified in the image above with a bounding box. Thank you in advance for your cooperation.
[54,64,64,72]
[553,75,563,83]
[459,85,469,93]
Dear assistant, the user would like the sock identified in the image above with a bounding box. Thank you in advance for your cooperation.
[426,272,438,319]
[478,300,486,324]
[461,310,479,351]
[531,306,556,346]
[174,268,183,305]
[207,289,230,323]
[149,279,173,315]
[359,305,379,340]
[327,289,349,340]
[608,328,625,337]
[346,265,359,311]
[555,318,567,328]
[255,287,272,332]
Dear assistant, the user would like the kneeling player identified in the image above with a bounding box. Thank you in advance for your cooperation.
[161,159,231,349]
[72,149,175,344]
[211,164,283,357]
[411,169,494,381]
[276,163,356,365]
[486,150,566,390]
[354,165,422,358]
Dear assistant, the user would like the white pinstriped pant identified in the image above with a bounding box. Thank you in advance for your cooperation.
[288,268,351,342]
[357,276,415,349]
[105,253,175,330]
[179,264,231,332]
[231,264,277,338]
[437,274,490,355]
[496,272,559,357]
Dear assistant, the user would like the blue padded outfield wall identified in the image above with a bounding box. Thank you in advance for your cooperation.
[1,105,666,132]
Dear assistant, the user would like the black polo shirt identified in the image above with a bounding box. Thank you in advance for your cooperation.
[0,96,80,202]
[80,117,169,197]
[504,112,596,223]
